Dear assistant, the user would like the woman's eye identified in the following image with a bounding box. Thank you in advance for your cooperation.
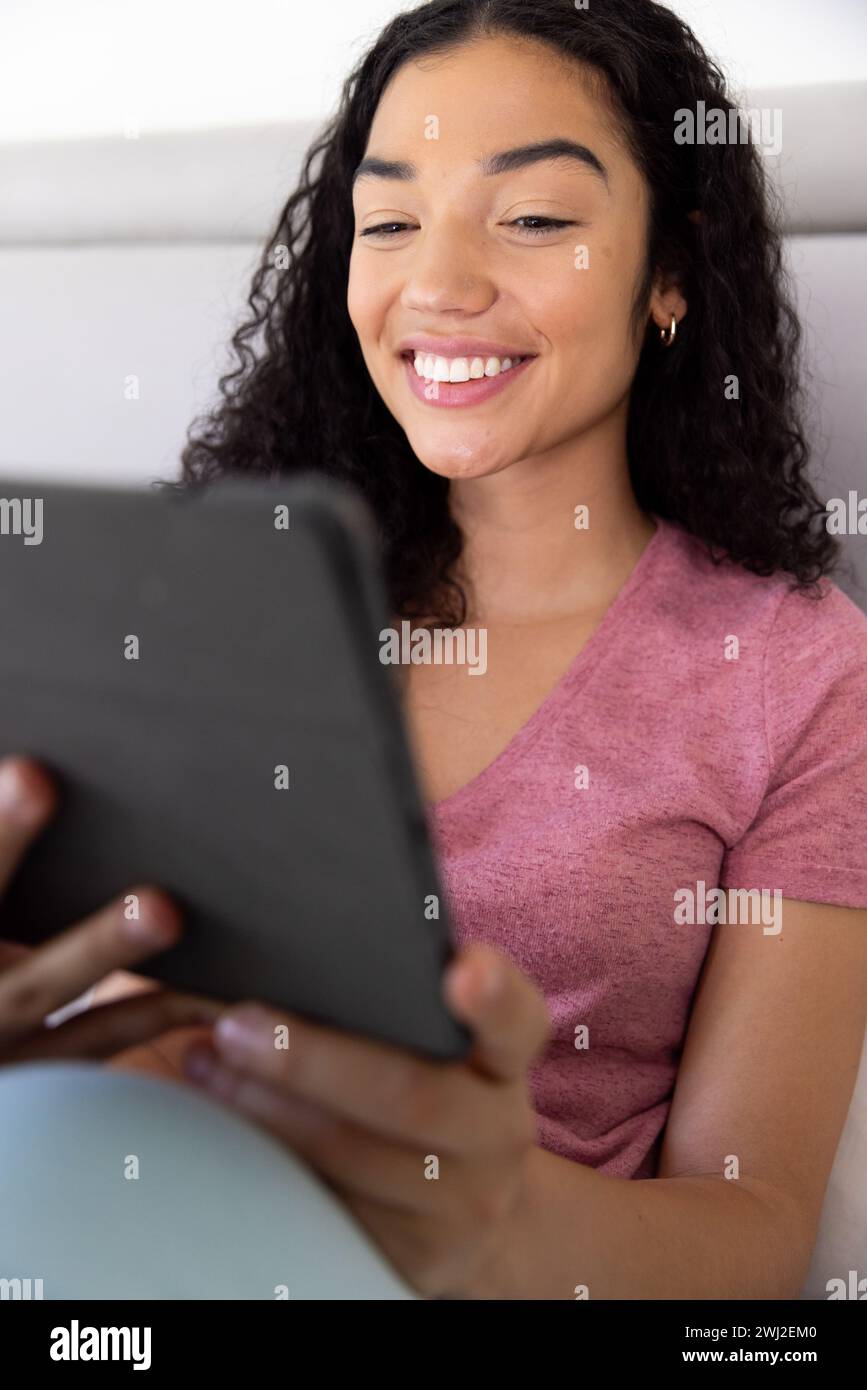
[359,222,415,238]
[359,215,577,241]
[507,216,576,236]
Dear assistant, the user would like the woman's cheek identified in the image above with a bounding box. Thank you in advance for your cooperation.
[539,270,641,424]
[346,254,388,341]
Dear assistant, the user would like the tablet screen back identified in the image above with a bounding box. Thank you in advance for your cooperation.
[0,474,468,1059]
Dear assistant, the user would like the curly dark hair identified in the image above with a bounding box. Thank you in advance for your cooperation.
[180,0,838,624]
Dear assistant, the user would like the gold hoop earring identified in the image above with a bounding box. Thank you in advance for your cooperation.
[659,314,677,348]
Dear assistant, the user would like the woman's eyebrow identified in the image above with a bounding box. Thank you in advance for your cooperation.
[353,138,609,189]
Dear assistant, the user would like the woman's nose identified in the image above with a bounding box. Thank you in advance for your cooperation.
[399,232,496,317]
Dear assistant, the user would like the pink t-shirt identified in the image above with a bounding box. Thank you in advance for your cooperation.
[428,515,867,1180]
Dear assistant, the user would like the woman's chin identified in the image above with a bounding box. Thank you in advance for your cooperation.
[408,436,522,482]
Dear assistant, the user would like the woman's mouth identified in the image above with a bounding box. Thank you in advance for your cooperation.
[400,350,536,408]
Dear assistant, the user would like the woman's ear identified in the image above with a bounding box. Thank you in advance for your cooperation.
[649,276,688,334]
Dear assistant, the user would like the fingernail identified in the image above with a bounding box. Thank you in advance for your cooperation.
[215,1008,269,1054]
[183,1045,216,1083]
[120,893,177,943]
[451,955,501,1005]
[0,762,39,824]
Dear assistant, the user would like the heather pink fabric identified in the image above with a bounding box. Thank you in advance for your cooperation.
[428,516,867,1180]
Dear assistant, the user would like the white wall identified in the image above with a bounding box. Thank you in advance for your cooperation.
[2,0,866,144]
[670,0,867,90]
[2,3,865,619]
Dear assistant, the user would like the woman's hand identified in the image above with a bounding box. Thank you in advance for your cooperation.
[182,944,550,1298]
[0,756,221,1063]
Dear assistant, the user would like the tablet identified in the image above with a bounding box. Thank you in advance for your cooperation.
[0,473,469,1060]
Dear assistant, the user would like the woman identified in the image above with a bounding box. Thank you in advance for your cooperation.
[2,0,866,1299]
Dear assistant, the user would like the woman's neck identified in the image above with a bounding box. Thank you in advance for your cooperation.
[449,432,655,625]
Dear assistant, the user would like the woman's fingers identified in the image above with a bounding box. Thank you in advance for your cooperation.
[205,1003,532,1154]
[0,887,182,1045]
[202,947,549,1151]
[89,969,159,1006]
[0,757,57,896]
[443,944,551,1081]
[0,941,32,971]
[0,756,211,1058]
[5,993,222,1063]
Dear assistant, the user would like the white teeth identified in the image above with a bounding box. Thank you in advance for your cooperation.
[411,351,525,382]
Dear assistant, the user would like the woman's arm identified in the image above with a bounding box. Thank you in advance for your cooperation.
[183,898,867,1299]
[473,897,867,1299]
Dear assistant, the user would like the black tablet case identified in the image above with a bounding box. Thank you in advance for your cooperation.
[0,474,468,1059]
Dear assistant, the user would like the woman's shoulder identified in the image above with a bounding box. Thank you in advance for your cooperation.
[654,515,867,671]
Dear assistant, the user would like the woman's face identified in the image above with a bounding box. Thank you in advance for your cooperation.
[348,34,680,482]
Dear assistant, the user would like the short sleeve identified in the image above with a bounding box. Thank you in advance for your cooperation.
[720,580,867,908]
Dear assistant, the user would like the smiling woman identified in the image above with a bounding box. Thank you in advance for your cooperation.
[158,0,867,1301]
[181,0,835,626]
[21,0,864,1303]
